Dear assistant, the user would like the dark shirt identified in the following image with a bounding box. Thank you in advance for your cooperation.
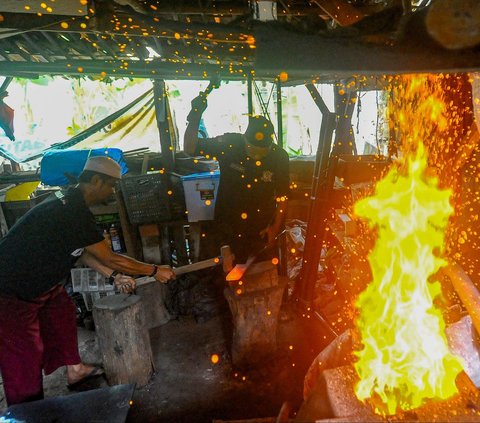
[0,188,103,300]
[196,133,290,235]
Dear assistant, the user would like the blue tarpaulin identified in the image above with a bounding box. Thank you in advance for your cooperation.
[40,148,128,186]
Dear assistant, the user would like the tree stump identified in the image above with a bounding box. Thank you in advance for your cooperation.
[135,281,171,329]
[224,261,286,368]
[93,294,154,386]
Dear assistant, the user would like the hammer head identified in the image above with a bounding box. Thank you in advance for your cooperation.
[220,245,234,273]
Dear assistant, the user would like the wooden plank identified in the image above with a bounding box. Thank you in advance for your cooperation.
[139,223,162,263]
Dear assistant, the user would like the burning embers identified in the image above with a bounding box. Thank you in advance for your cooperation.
[353,144,463,415]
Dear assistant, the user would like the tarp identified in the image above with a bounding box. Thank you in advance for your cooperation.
[0,88,160,163]
[40,148,128,186]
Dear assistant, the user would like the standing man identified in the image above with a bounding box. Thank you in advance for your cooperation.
[0,156,175,405]
[184,92,290,262]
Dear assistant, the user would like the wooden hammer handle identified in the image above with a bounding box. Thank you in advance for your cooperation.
[135,257,220,287]
[173,257,220,275]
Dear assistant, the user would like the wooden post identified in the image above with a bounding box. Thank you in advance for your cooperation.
[93,294,154,386]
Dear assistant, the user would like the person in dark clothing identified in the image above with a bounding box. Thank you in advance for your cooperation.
[0,156,175,405]
[184,93,290,262]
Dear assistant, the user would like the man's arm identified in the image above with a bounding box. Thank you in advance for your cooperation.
[260,150,290,245]
[77,250,114,278]
[85,239,175,283]
[184,94,208,156]
[260,197,288,246]
[77,250,137,293]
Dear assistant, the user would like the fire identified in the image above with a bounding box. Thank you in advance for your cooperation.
[353,143,463,415]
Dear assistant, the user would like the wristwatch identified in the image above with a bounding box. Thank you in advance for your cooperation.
[108,270,119,285]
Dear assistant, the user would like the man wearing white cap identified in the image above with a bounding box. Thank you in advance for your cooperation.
[0,155,175,406]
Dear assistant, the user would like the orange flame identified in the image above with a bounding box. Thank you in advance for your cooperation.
[353,144,463,415]
[353,74,469,416]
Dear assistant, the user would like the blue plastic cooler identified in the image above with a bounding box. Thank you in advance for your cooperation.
[181,171,220,222]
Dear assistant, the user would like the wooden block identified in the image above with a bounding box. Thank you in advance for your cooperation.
[93,294,154,386]
[224,277,286,368]
[135,281,171,329]
[238,260,279,293]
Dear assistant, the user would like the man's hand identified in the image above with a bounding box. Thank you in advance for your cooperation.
[259,225,278,247]
[154,265,176,283]
[114,273,137,294]
[187,94,208,122]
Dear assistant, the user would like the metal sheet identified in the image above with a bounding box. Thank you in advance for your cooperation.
[0,384,135,423]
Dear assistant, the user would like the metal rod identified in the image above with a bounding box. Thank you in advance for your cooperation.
[0,76,12,94]
[440,263,480,336]
[247,73,253,116]
[276,79,283,148]
[305,82,331,116]
[296,83,337,304]
[333,83,357,156]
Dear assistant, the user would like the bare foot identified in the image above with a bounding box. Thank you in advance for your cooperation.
[66,363,103,385]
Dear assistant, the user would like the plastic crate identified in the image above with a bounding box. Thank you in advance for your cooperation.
[120,172,186,224]
[71,268,115,293]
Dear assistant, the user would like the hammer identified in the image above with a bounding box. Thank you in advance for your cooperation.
[135,245,233,287]
[203,74,221,96]
[225,229,287,282]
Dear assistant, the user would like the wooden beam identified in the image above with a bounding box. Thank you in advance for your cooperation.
[153,79,174,171]
[0,59,251,80]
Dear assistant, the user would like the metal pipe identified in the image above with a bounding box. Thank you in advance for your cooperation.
[0,76,13,94]
[440,263,480,336]
[276,79,283,148]
[247,73,253,116]
[295,83,337,304]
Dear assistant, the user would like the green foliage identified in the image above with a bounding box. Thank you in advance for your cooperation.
[287,146,302,157]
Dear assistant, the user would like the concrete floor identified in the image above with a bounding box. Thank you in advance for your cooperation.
[0,301,319,423]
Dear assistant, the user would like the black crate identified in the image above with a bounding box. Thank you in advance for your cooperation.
[120,172,186,224]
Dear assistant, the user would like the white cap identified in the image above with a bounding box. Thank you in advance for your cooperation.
[83,156,122,179]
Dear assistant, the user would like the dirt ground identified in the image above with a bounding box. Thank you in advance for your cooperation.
[0,300,321,423]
